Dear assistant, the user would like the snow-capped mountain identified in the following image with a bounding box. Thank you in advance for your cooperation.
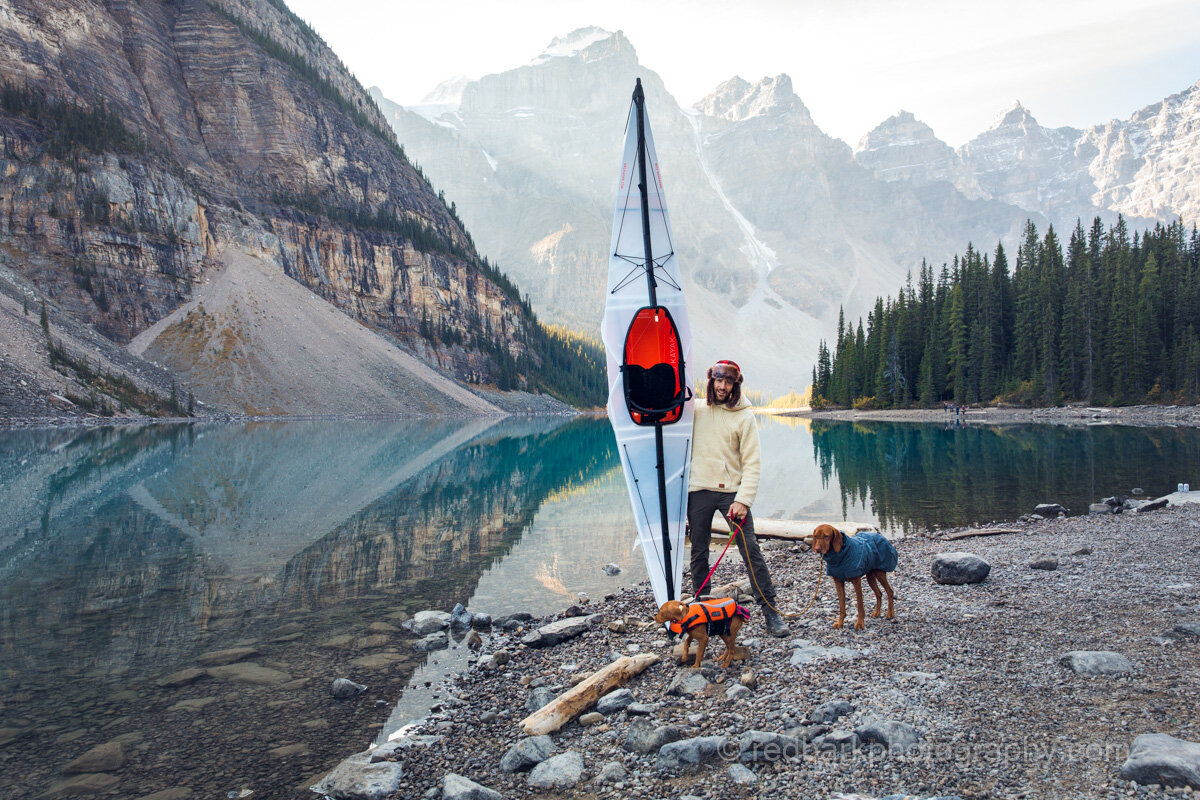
[858,84,1200,229]
[376,28,1195,392]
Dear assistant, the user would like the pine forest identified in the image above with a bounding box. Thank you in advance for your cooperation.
[811,218,1200,408]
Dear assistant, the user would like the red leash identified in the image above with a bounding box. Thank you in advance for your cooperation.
[693,517,743,597]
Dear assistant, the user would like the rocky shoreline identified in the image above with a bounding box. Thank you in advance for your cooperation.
[783,404,1200,428]
[316,504,1200,800]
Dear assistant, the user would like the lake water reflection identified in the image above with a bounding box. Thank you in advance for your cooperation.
[2,414,1198,798]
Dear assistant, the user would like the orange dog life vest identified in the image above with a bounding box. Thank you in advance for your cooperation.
[668,597,744,635]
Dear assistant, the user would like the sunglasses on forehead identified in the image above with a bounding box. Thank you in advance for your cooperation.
[710,368,740,381]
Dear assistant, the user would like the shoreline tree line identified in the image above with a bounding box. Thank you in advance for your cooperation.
[811,218,1200,408]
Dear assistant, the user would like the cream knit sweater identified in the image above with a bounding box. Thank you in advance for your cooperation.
[688,395,761,507]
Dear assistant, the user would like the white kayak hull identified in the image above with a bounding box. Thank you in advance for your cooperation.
[601,82,694,607]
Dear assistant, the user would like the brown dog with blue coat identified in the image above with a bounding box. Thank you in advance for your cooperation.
[811,524,898,630]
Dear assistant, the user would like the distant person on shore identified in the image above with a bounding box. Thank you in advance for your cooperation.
[687,359,790,638]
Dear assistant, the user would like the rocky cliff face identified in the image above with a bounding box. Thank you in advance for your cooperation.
[859,86,1200,231]
[957,104,1095,224]
[0,0,540,415]
[1079,80,1200,224]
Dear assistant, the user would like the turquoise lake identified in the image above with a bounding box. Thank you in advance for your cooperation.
[1,415,1198,798]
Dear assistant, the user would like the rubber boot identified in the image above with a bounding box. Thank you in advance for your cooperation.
[763,607,790,638]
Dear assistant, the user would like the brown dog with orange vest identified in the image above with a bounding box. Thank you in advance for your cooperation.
[654,597,750,668]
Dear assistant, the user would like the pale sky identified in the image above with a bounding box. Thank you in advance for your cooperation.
[284,0,1200,147]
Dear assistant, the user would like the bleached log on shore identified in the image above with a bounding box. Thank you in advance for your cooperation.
[519,653,659,736]
[944,528,1022,540]
[709,517,877,543]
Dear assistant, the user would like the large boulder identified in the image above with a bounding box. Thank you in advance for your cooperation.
[809,699,854,724]
[739,730,801,762]
[790,644,864,666]
[1034,503,1067,516]
[442,773,504,800]
[1061,651,1134,675]
[521,615,598,648]
[528,751,584,790]
[666,669,712,697]
[623,719,681,754]
[311,756,404,800]
[855,720,920,753]
[657,735,729,773]
[404,611,452,636]
[499,735,556,773]
[595,688,635,716]
[525,686,556,713]
[1120,733,1200,789]
[931,552,991,585]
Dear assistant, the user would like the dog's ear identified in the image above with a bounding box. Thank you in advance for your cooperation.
[831,527,844,553]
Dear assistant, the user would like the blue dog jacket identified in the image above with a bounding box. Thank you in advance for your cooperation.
[822,531,898,581]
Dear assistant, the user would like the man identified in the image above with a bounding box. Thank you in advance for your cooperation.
[687,359,790,638]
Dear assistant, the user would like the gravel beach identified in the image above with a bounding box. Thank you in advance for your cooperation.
[330,503,1200,800]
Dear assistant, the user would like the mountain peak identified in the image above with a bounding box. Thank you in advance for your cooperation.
[992,101,1037,129]
[533,27,621,63]
[697,74,811,123]
[856,110,939,152]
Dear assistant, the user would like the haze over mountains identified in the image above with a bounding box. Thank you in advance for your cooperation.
[375,28,1199,393]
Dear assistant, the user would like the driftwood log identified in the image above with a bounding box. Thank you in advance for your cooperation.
[944,528,1022,541]
[709,517,876,543]
[519,653,659,736]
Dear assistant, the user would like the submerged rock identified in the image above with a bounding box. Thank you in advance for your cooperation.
[195,647,259,666]
[405,611,452,636]
[414,632,449,652]
[331,678,367,699]
[63,741,125,774]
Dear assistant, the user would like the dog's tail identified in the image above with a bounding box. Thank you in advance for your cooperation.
[733,603,751,620]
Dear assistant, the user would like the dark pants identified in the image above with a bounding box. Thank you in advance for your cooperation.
[687,490,776,607]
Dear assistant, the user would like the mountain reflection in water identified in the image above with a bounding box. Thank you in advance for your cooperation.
[0,417,621,799]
